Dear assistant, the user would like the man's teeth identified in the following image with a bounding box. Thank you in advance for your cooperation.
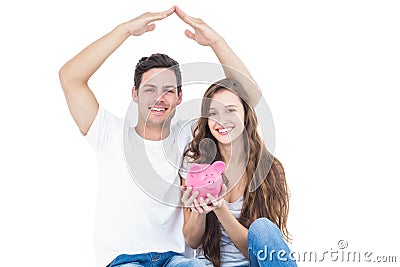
[151,107,166,112]
[218,128,232,134]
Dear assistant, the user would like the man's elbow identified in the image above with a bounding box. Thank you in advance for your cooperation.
[58,64,85,91]
[58,63,72,89]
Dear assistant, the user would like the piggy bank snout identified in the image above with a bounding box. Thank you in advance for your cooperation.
[203,174,222,188]
[203,173,219,182]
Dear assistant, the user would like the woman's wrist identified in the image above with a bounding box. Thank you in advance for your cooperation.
[213,200,228,214]
[210,37,227,50]
[190,207,207,218]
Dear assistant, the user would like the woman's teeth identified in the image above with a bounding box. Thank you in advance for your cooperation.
[218,128,232,134]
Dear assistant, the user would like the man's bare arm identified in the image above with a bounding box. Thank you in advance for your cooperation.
[59,7,175,135]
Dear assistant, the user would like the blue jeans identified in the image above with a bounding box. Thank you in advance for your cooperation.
[107,251,205,267]
[248,218,297,267]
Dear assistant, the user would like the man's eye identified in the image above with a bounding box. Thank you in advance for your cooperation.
[144,89,154,93]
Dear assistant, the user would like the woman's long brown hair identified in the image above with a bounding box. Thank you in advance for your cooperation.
[184,78,291,267]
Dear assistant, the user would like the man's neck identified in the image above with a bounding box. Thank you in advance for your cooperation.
[135,123,171,141]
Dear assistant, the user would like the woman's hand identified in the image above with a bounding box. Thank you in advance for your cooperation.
[175,6,223,47]
[181,186,199,207]
[192,184,228,214]
[181,186,212,215]
[181,184,228,215]
[205,184,228,210]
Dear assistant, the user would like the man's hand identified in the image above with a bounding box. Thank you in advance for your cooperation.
[175,6,222,47]
[123,6,175,36]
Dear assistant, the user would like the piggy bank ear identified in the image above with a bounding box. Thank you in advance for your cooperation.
[212,161,225,174]
[188,164,206,175]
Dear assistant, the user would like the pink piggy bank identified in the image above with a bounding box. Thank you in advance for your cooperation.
[186,161,225,201]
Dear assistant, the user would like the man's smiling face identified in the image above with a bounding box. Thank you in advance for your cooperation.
[133,68,182,130]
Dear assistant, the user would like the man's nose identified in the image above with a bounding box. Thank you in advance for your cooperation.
[154,90,167,102]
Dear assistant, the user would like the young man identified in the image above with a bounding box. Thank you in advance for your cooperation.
[59,6,260,267]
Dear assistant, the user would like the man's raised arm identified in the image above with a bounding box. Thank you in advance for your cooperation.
[59,7,175,135]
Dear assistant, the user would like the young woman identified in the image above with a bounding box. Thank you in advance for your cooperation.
[181,78,297,267]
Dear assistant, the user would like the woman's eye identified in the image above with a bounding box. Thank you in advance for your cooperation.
[208,112,216,117]
[227,108,236,113]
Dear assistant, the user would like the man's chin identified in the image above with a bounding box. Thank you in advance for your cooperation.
[145,118,171,129]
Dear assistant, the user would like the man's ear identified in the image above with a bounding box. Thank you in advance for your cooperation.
[132,86,138,103]
[177,90,183,105]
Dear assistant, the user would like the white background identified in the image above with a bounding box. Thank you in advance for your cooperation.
[0,0,399,266]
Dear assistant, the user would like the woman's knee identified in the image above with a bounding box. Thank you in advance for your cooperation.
[249,218,280,238]
[185,258,205,267]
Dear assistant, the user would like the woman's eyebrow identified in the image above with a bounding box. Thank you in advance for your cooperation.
[209,104,238,110]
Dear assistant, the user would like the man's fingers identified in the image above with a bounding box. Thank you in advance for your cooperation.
[146,24,156,32]
[157,6,175,19]
[147,6,175,22]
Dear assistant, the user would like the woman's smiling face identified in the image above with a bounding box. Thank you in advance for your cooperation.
[207,89,245,145]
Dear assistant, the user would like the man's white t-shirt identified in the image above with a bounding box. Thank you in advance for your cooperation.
[85,107,193,267]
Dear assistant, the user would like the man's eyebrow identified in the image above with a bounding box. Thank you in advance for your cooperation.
[141,84,176,89]
[141,84,157,88]
[162,85,177,89]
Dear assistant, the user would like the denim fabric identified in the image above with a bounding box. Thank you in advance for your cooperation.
[248,218,297,267]
[108,251,205,267]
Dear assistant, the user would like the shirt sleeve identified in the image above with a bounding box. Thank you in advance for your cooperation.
[85,106,120,151]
